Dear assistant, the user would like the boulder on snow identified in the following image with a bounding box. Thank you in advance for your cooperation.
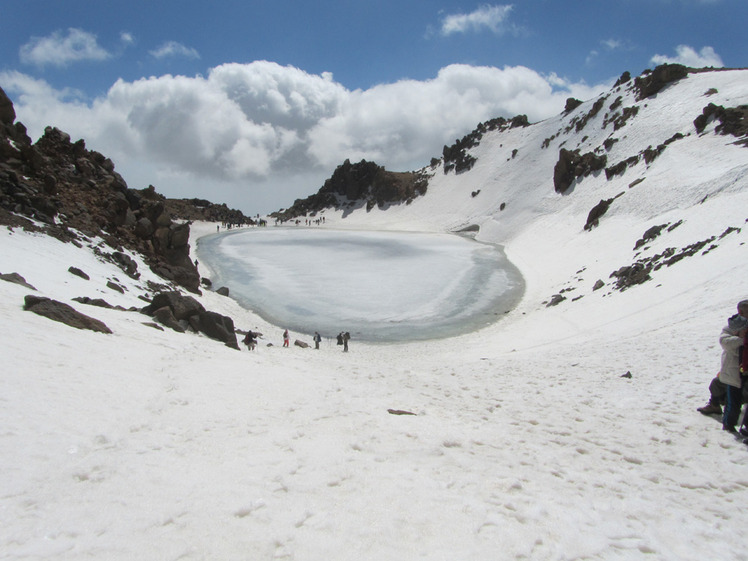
[153,306,186,333]
[142,291,205,320]
[23,295,112,334]
[68,266,90,280]
[197,310,239,349]
[0,272,37,290]
[72,296,118,310]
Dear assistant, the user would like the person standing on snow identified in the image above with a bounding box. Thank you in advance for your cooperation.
[718,300,748,434]
[283,329,290,348]
[313,331,322,350]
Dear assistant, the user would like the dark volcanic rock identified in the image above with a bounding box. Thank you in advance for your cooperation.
[197,310,239,349]
[0,87,206,293]
[140,291,238,348]
[153,306,186,333]
[68,267,90,280]
[584,198,614,231]
[72,296,118,309]
[276,159,428,221]
[0,272,37,290]
[634,64,689,101]
[610,263,653,290]
[694,103,748,145]
[564,98,583,113]
[553,149,607,193]
[142,291,205,320]
[0,88,15,125]
[24,295,112,333]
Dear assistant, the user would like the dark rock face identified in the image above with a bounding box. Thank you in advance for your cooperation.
[0,88,15,125]
[153,306,186,333]
[162,198,255,226]
[0,86,215,293]
[140,291,239,349]
[610,263,652,290]
[68,267,90,280]
[142,291,205,320]
[24,295,112,333]
[564,98,583,113]
[694,103,748,145]
[634,64,688,101]
[634,224,668,250]
[584,199,614,231]
[72,296,121,310]
[197,310,239,349]
[0,272,37,290]
[275,159,428,220]
[553,149,607,193]
[614,71,631,88]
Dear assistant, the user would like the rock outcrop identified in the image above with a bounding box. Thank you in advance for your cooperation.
[24,295,113,334]
[553,149,608,194]
[141,291,239,349]
[274,159,429,220]
[0,87,252,294]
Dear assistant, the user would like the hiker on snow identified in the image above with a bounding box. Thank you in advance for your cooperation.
[717,300,748,434]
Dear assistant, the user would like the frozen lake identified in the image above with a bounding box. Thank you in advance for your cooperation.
[197,228,523,342]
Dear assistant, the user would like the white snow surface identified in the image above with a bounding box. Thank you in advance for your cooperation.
[2,69,748,560]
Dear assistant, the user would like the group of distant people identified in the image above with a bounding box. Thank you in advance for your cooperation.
[273,216,326,226]
[241,328,350,352]
[697,299,748,444]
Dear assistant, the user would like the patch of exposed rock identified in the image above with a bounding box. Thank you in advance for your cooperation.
[0,271,37,290]
[274,159,429,220]
[24,295,112,334]
[633,64,689,100]
[141,291,240,349]
[694,103,748,146]
[553,149,607,194]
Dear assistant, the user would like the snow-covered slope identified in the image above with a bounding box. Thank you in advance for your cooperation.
[323,68,748,340]
[2,68,748,560]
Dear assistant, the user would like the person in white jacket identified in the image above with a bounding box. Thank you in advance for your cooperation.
[718,300,748,433]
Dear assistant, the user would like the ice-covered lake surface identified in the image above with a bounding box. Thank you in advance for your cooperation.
[197,228,524,342]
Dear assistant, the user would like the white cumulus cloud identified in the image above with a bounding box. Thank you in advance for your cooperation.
[19,28,111,67]
[149,41,200,60]
[440,4,514,36]
[1,61,610,212]
[650,45,724,68]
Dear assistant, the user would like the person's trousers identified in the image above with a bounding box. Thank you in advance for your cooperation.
[709,376,727,405]
[723,384,743,429]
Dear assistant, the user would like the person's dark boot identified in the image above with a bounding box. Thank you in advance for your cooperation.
[697,402,722,415]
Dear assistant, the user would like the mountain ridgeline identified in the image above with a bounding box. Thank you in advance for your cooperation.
[273,159,430,221]
[273,64,748,223]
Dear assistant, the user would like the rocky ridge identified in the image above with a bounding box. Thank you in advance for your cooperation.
[0,86,254,294]
[0,86,255,348]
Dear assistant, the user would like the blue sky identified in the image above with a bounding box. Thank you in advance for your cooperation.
[1,1,744,213]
